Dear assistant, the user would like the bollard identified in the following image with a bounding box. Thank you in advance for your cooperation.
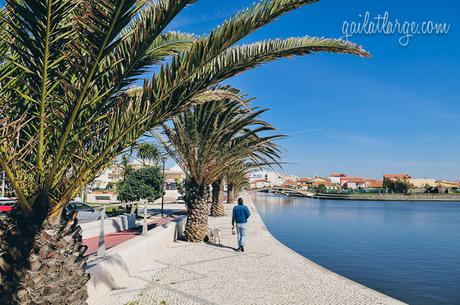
[97,206,106,257]
[142,200,148,235]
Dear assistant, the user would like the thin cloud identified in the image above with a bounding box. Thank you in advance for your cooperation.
[168,8,239,30]
[287,128,323,135]
[327,132,389,146]
[370,114,460,120]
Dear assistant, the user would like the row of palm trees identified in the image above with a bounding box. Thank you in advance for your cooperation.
[156,88,283,241]
[0,0,368,304]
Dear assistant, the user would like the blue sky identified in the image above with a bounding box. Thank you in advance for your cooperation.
[167,0,460,180]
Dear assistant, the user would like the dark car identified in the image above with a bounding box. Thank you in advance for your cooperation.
[66,201,105,223]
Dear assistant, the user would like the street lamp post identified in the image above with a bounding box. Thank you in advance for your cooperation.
[1,171,5,197]
[161,158,166,217]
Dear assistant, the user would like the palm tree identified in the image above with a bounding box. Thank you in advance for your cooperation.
[0,0,368,303]
[225,160,269,204]
[208,93,283,217]
[137,142,161,166]
[158,96,282,241]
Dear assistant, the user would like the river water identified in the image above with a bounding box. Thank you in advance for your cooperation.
[252,193,460,305]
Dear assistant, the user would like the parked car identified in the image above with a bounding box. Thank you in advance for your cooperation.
[66,201,105,223]
[0,198,15,213]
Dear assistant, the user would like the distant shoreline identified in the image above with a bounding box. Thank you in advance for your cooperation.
[310,193,460,202]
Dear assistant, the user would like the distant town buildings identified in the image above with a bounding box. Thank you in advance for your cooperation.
[85,160,186,204]
[247,171,460,193]
[383,174,411,181]
[329,173,346,184]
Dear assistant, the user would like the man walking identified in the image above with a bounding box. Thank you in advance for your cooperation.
[232,197,250,252]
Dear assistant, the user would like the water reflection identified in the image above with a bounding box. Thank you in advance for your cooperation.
[252,193,460,305]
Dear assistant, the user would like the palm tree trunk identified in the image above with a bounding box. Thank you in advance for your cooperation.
[210,179,225,217]
[0,197,89,305]
[227,183,235,204]
[183,179,209,242]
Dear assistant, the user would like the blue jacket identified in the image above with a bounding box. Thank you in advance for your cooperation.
[232,204,250,224]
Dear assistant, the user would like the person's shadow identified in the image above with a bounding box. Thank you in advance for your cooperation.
[204,242,238,252]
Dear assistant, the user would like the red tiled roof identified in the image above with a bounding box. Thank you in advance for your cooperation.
[366,179,383,187]
[383,174,411,179]
[340,177,366,183]
[330,173,346,177]
[297,177,310,182]
[283,180,298,186]
[312,180,334,187]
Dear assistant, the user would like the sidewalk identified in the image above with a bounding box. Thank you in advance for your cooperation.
[94,196,405,305]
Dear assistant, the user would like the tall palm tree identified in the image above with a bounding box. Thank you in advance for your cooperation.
[137,142,161,166]
[225,160,271,204]
[211,159,279,216]
[158,96,282,241]
[0,0,368,303]
[208,93,283,217]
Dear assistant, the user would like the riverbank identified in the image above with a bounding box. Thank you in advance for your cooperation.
[95,196,405,305]
[312,193,460,201]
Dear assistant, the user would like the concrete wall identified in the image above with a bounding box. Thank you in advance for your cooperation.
[86,216,186,305]
[80,214,137,239]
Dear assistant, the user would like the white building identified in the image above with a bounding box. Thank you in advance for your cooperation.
[88,160,186,203]
[409,178,436,188]
[282,174,299,184]
[91,163,123,189]
[247,171,284,187]
[330,173,346,184]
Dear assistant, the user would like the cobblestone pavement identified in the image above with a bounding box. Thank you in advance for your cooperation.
[97,195,406,305]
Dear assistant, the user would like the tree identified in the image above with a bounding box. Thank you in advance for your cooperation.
[0,0,368,302]
[383,178,412,193]
[316,183,327,193]
[225,161,266,204]
[119,155,134,181]
[137,143,161,166]
[159,95,282,241]
[105,182,116,190]
[117,167,164,202]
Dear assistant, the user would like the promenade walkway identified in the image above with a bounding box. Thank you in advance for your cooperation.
[95,195,405,305]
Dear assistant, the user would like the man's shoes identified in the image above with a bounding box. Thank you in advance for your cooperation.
[240,246,244,252]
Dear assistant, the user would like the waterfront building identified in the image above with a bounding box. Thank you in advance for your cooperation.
[365,179,383,189]
[282,179,300,189]
[250,179,271,189]
[409,178,436,188]
[297,177,311,189]
[340,177,367,189]
[248,171,284,187]
[304,176,337,190]
[330,173,347,184]
[435,180,460,192]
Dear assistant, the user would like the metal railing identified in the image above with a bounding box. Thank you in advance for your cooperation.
[91,201,148,258]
